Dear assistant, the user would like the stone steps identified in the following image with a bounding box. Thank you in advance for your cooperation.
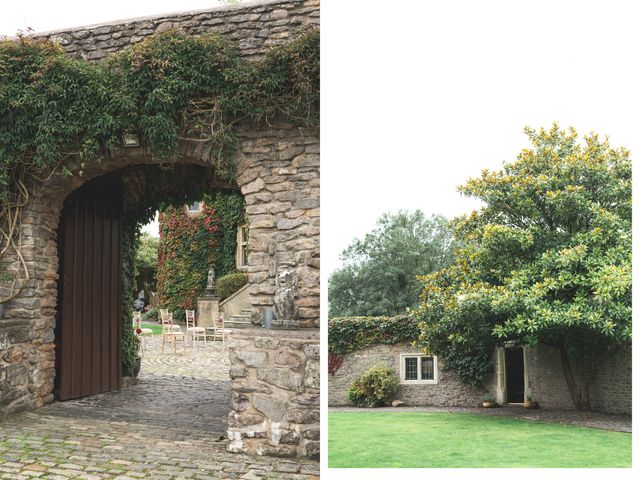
[227,311,252,329]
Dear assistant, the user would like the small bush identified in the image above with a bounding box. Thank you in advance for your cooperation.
[142,306,159,323]
[347,365,400,407]
[215,271,248,300]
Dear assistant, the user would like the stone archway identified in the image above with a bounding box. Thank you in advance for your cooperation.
[1,123,319,456]
[0,1,319,459]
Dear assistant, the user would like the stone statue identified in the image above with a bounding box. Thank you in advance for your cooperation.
[207,268,216,291]
[133,290,145,312]
[273,266,298,328]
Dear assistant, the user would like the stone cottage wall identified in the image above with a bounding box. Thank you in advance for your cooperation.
[525,344,631,414]
[328,343,484,407]
[329,342,631,415]
[590,346,631,414]
[227,328,319,459]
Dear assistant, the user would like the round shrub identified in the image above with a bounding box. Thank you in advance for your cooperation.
[347,365,400,407]
[142,306,159,323]
[215,271,248,300]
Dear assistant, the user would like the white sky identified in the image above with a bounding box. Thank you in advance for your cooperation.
[323,0,639,275]
[0,1,230,36]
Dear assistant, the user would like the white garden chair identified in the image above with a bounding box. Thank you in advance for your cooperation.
[211,312,233,349]
[185,309,206,347]
[161,313,186,354]
[132,311,153,356]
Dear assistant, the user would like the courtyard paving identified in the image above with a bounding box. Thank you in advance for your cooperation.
[0,335,320,479]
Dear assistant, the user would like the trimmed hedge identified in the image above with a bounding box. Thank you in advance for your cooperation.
[215,271,248,300]
[328,315,421,355]
[347,365,400,408]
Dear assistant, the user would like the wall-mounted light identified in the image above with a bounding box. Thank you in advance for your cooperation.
[122,134,139,147]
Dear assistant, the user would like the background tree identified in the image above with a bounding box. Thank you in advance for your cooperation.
[329,210,455,317]
[134,232,159,295]
[415,124,631,410]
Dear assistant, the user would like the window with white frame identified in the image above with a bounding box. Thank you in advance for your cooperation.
[400,354,437,384]
[186,201,202,215]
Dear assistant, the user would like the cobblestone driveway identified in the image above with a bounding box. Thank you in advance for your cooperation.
[0,336,320,479]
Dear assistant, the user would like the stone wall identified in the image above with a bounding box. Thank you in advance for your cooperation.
[524,344,631,415]
[235,124,320,328]
[34,0,319,61]
[328,343,484,407]
[329,342,631,415]
[0,122,318,418]
[590,346,632,415]
[0,0,319,418]
[227,328,319,459]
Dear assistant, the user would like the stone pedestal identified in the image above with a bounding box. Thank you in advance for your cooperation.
[196,294,220,328]
[227,328,320,459]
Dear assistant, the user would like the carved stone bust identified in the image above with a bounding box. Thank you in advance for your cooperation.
[273,266,298,327]
[133,290,145,311]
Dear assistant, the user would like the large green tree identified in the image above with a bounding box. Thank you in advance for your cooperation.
[415,124,631,410]
[329,211,455,317]
[134,232,159,293]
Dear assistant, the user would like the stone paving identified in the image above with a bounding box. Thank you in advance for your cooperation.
[0,334,320,479]
[330,405,631,433]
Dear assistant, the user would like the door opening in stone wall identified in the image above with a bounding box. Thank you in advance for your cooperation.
[505,347,525,403]
[54,164,245,402]
[49,162,250,444]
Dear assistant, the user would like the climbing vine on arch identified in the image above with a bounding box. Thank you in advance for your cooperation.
[0,28,319,301]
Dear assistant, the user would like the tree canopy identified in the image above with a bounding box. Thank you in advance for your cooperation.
[414,124,631,409]
[329,210,455,317]
[135,232,159,282]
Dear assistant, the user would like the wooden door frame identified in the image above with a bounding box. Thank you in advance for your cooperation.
[495,344,530,405]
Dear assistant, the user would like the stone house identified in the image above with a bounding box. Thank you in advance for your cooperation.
[329,338,631,415]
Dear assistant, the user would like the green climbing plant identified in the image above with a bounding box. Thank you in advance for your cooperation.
[0,28,319,302]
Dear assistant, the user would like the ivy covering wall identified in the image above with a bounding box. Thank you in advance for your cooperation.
[328,315,421,375]
[157,190,245,321]
[0,26,317,380]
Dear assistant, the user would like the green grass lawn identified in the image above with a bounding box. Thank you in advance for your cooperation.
[329,412,631,468]
[140,322,163,335]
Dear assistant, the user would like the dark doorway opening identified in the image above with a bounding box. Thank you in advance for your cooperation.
[505,347,525,403]
[54,164,240,402]
[55,175,123,401]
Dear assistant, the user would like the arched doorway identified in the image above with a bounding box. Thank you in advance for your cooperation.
[2,125,319,457]
[52,162,241,400]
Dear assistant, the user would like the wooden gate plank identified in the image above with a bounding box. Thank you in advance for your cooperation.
[57,177,122,401]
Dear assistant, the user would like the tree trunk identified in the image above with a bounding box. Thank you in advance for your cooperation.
[558,344,591,411]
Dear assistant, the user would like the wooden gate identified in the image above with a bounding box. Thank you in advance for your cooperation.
[56,177,122,401]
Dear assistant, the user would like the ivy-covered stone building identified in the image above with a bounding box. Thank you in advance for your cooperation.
[328,317,631,415]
